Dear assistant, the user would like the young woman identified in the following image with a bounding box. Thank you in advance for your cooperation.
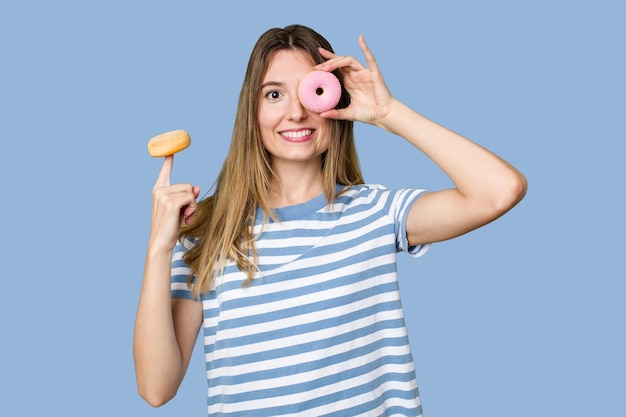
[134,24,527,416]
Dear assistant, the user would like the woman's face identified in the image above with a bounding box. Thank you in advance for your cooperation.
[258,49,331,168]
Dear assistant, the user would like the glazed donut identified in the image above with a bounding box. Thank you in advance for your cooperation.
[147,129,191,157]
[298,70,341,113]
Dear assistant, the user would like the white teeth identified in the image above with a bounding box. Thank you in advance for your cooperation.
[281,129,312,138]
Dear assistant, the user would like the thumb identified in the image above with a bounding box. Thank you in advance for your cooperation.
[320,107,354,121]
[182,186,201,225]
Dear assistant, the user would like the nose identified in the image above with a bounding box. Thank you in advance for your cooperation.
[288,96,307,122]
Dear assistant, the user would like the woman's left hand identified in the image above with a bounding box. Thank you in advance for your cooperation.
[317,35,395,127]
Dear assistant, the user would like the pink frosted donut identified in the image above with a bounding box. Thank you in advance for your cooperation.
[298,70,342,113]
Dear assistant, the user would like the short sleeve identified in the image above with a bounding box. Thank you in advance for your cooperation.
[171,238,199,301]
[387,188,431,258]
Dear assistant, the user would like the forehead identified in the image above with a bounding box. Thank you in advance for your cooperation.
[263,49,315,80]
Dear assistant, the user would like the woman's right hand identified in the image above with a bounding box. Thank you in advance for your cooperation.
[148,155,200,252]
[136,154,203,406]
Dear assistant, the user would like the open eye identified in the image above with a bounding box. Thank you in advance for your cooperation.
[265,90,282,101]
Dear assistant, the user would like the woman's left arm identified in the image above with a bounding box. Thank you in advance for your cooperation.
[318,36,528,246]
[376,100,527,246]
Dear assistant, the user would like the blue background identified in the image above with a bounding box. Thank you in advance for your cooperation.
[1,1,624,415]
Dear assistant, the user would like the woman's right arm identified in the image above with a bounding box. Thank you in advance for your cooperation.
[133,155,203,407]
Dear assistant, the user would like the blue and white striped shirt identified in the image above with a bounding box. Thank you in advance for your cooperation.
[172,184,430,416]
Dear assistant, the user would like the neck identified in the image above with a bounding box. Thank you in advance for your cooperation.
[269,159,324,208]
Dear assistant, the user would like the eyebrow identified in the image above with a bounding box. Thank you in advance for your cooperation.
[260,81,285,90]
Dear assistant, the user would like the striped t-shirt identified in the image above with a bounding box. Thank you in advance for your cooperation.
[171,184,430,416]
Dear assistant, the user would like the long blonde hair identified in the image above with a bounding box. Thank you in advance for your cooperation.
[179,25,364,297]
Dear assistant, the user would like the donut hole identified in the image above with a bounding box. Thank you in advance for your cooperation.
[315,87,324,96]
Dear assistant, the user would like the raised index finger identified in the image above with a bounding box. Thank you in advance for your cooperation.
[358,35,379,73]
[155,155,173,187]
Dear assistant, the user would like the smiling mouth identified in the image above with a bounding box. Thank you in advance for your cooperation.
[279,129,315,142]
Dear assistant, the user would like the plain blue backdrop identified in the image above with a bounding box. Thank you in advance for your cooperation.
[1,1,624,416]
